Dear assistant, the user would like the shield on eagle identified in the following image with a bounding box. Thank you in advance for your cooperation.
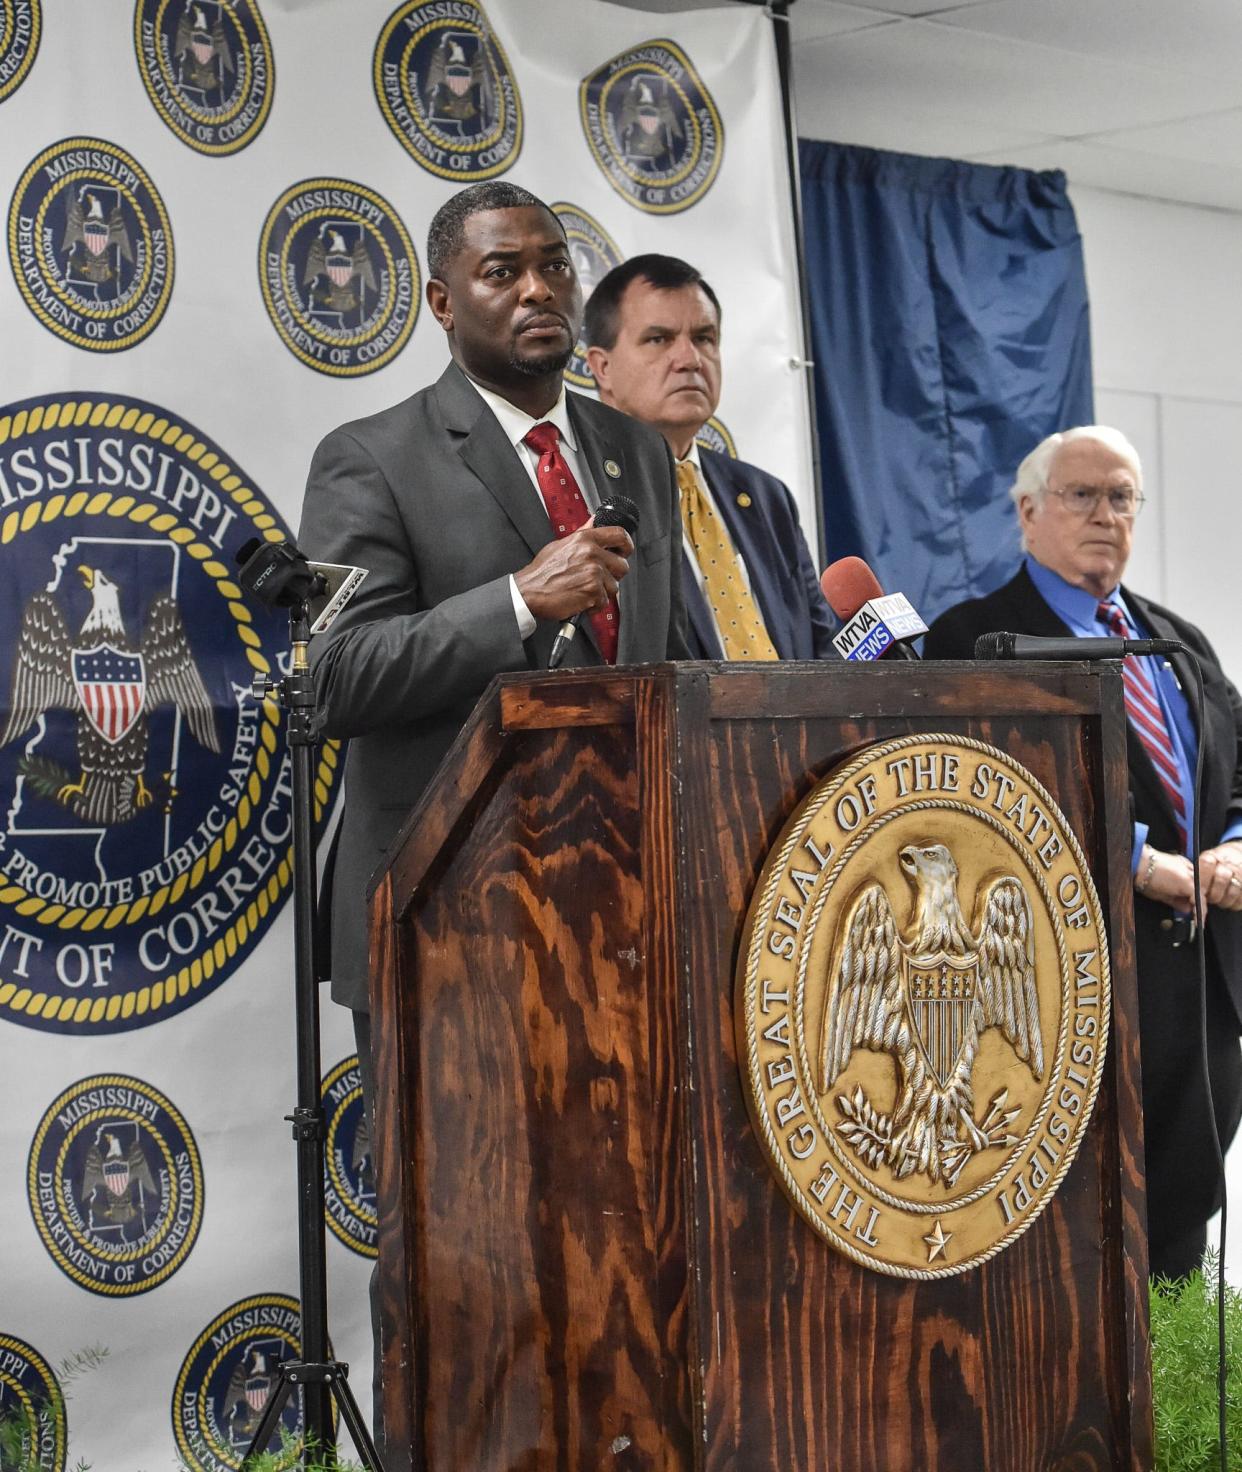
[244,1361,272,1413]
[71,645,146,745]
[103,1158,130,1196]
[905,951,979,1090]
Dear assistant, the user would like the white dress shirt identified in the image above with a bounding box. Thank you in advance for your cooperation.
[677,442,769,650]
[467,377,600,640]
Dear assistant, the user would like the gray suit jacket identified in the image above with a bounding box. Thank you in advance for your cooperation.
[298,360,691,1010]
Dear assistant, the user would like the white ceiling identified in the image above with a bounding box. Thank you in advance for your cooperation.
[791,0,1242,211]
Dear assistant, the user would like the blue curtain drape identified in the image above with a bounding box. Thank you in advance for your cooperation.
[798,141,1093,624]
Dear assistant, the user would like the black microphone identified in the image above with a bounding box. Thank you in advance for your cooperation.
[235,537,328,608]
[548,495,640,670]
[974,631,1185,661]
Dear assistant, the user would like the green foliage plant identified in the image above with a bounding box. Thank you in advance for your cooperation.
[0,1343,105,1472]
[1151,1253,1242,1472]
[237,1429,364,1472]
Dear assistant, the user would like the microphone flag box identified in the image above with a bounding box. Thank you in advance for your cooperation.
[832,594,928,662]
[308,562,369,635]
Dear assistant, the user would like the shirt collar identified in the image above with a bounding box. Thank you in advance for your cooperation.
[466,376,579,453]
[1025,553,1121,626]
[677,441,703,473]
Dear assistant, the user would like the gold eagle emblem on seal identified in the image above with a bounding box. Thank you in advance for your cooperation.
[736,734,1110,1277]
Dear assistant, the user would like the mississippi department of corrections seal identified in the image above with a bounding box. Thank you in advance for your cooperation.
[259,178,419,377]
[134,0,274,156]
[173,1294,334,1472]
[322,1054,377,1258]
[0,393,339,1035]
[737,734,1110,1277]
[0,1335,66,1472]
[550,201,623,390]
[373,0,521,182]
[8,138,174,353]
[695,414,735,459]
[27,1073,204,1296]
[580,39,723,215]
[0,0,40,104]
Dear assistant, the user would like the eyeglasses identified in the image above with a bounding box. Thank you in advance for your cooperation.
[1047,485,1145,519]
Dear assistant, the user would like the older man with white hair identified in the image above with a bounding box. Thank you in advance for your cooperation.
[924,424,1242,1281]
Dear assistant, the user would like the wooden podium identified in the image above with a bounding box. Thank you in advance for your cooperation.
[367,663,1153,1472]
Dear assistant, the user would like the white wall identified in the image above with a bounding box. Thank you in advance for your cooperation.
[1074,186,1242,678]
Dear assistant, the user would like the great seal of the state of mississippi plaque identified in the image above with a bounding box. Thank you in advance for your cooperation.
[737,733,1110,1277]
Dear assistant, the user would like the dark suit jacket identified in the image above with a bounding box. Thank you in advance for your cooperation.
[681,448,836,660]
[298,361,691,1010]
[924,564,1242,1265]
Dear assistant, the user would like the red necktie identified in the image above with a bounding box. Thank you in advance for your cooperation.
[1097,600,1187,849]
[523,421,618,664]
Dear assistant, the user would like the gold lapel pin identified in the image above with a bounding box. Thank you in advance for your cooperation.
[603,459,621,479]
[736,492,752,508]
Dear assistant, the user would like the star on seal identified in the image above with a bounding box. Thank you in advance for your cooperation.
[923,1219,952,1262]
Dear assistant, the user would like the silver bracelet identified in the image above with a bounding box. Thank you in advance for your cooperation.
[1137,847,1157,894]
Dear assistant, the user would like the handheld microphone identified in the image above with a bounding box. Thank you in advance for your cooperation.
[548,494,640,671]
[820,556,927,662]
[974,631,1185,661]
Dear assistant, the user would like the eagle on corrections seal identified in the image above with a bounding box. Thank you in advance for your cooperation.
[2,563,218,825]
[823,843,1043,1188]
[61,188,133,287]
[81,1125,159,1227]
[173,3,233,94]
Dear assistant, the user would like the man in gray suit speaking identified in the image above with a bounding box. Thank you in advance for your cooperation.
[299,178,689,1114]
[299,181,689,1449]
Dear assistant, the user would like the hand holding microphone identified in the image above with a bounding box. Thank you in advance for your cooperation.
[513,495,640,670]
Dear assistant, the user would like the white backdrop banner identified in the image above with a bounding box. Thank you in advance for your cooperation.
[0,2,811,1467]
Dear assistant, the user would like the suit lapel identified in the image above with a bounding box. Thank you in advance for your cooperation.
[1005,565,1075,640]
[699,450,789,657]
[434,362,554,560]
[568,394,635,664]
[681,552,724,658]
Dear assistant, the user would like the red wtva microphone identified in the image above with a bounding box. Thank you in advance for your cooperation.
[820,557,926,662]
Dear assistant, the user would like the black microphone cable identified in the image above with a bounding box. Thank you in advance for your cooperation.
[1099,644,1226,1472]
[1178,651,1229,1472]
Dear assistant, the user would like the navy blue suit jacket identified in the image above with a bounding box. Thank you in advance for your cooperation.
[682,448,835,660]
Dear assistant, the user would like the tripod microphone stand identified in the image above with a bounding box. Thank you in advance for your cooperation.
[235,538,383,1471]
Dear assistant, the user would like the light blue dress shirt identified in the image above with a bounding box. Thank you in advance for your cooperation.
[1025,556,1242,871]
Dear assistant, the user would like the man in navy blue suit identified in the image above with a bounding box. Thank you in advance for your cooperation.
[584,254,834,660]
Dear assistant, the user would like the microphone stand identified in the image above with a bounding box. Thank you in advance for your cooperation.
[240,570,383,1471]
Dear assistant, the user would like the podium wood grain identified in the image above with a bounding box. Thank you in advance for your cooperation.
[367,663,1152,1472]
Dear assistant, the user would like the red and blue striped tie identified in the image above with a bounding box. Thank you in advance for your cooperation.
[1098,600,1188,850]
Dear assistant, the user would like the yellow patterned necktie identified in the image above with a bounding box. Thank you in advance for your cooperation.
[677,459,779,661]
